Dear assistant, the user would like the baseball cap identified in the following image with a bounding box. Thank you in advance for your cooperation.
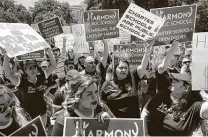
[85,56,95,63]
[52,47,60,51]
[40,61,49,67]
[24,60,37,69]
[66,69,80,81]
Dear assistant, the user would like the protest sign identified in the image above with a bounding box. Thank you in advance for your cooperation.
[116,3,165,41]
[54,33,75,52]
[83,9,119,42]
[0,23,50,58]
[9,116,47,136]
[119,29,131,44]
[37,16,63,40]
[64,118,144,137]
[16,49,45,61]
[192,32,208,90]
[113,44,145,70]
[92,38,120,53]
[62,26,71,33]
[71,24,90,53]
[151,4,197,45]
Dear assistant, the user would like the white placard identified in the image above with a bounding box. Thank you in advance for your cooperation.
[116,3,165,41]
[0,23,50,58]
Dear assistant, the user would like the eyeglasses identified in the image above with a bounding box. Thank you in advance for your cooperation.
[182,61,191,64]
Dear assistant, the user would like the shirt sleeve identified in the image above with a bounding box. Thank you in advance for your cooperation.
[144,90,168,112]
[53,92,64,106]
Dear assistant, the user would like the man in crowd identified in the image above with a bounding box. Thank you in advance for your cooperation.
[3,47,57,127]
[53,37,67,87]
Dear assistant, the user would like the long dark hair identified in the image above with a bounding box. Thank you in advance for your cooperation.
[113,58,131,84]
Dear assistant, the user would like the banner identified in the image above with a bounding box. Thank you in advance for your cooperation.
[0,23,50,58]
[54,33,75,52]
[16,49,45,61]
[37,16,63,39]
[116,3,165,41]
[192,32,208,90]
[119,29,131,44]
[151,4,197,45]
[113,44,146,70]
[63,118,144,137]
[9,116,47,136]
[83,9,119,42]
[71,24,90,53]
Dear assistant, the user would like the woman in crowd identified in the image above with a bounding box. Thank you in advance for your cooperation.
[52,75,115,136]
[100,40,154,118]
[0,85,30,136]
[141,67,208,136]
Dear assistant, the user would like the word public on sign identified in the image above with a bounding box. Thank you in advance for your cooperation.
[71,24,90,53]
[192,33,208,90]
[16,49,45,61]
[116,3,165,41]
[37,16,63,40]
[83,9,119,42]
[9,116,47,136]
[113,44,146,70]
[0,23,50,58]
[151,4,197,45]
[63,118,144,137]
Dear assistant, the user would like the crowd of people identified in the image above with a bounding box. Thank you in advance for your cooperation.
[0,35,208,136]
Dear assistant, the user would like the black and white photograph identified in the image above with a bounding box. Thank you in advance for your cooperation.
[0,0,208,136]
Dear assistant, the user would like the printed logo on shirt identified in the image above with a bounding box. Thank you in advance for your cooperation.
[157,103,186,121]
[28,87,36,93]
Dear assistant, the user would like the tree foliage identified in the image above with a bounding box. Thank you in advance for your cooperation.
[30,0,74,25]
[0,0,31,24]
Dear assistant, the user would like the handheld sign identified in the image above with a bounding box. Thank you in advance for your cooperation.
[116,3,165,41]
[0,23,50,58]
[83,9,119,42]
[113,44,146,70]
[192,32,208,90]
[37,16,63,40]
[64,118,144,137]
[151,4,197,45]
[9,116,47,136]
[16,49,45,61]
[71,24,90,53]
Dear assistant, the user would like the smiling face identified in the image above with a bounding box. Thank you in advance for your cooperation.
[116,61,129,80]
[78,82,98,110]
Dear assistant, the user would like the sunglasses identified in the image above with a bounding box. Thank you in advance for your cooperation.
[182,61,191,64]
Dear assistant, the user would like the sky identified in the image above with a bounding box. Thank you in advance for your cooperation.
[15,0,84,8]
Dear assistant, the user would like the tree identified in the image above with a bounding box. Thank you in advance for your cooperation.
[195,0,208,32]
[0,0,32,24]
[30,0,74,25]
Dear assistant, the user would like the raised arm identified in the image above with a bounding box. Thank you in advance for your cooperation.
[45,48,57,78]
[200,101,208,119]
[61,37,67,59]
[2,47,20,86]
[158,40,180,74]
[137,40,154,79]
[101,39,109,68]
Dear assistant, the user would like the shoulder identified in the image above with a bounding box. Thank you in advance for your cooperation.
[56,109,70,125]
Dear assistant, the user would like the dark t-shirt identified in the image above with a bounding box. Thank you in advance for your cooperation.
[18,72,47,119]
[156,67,179,92]
[44,72,59,95]
[145,90,202,136]
[0,119,20,136]
[101,69,141,118]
